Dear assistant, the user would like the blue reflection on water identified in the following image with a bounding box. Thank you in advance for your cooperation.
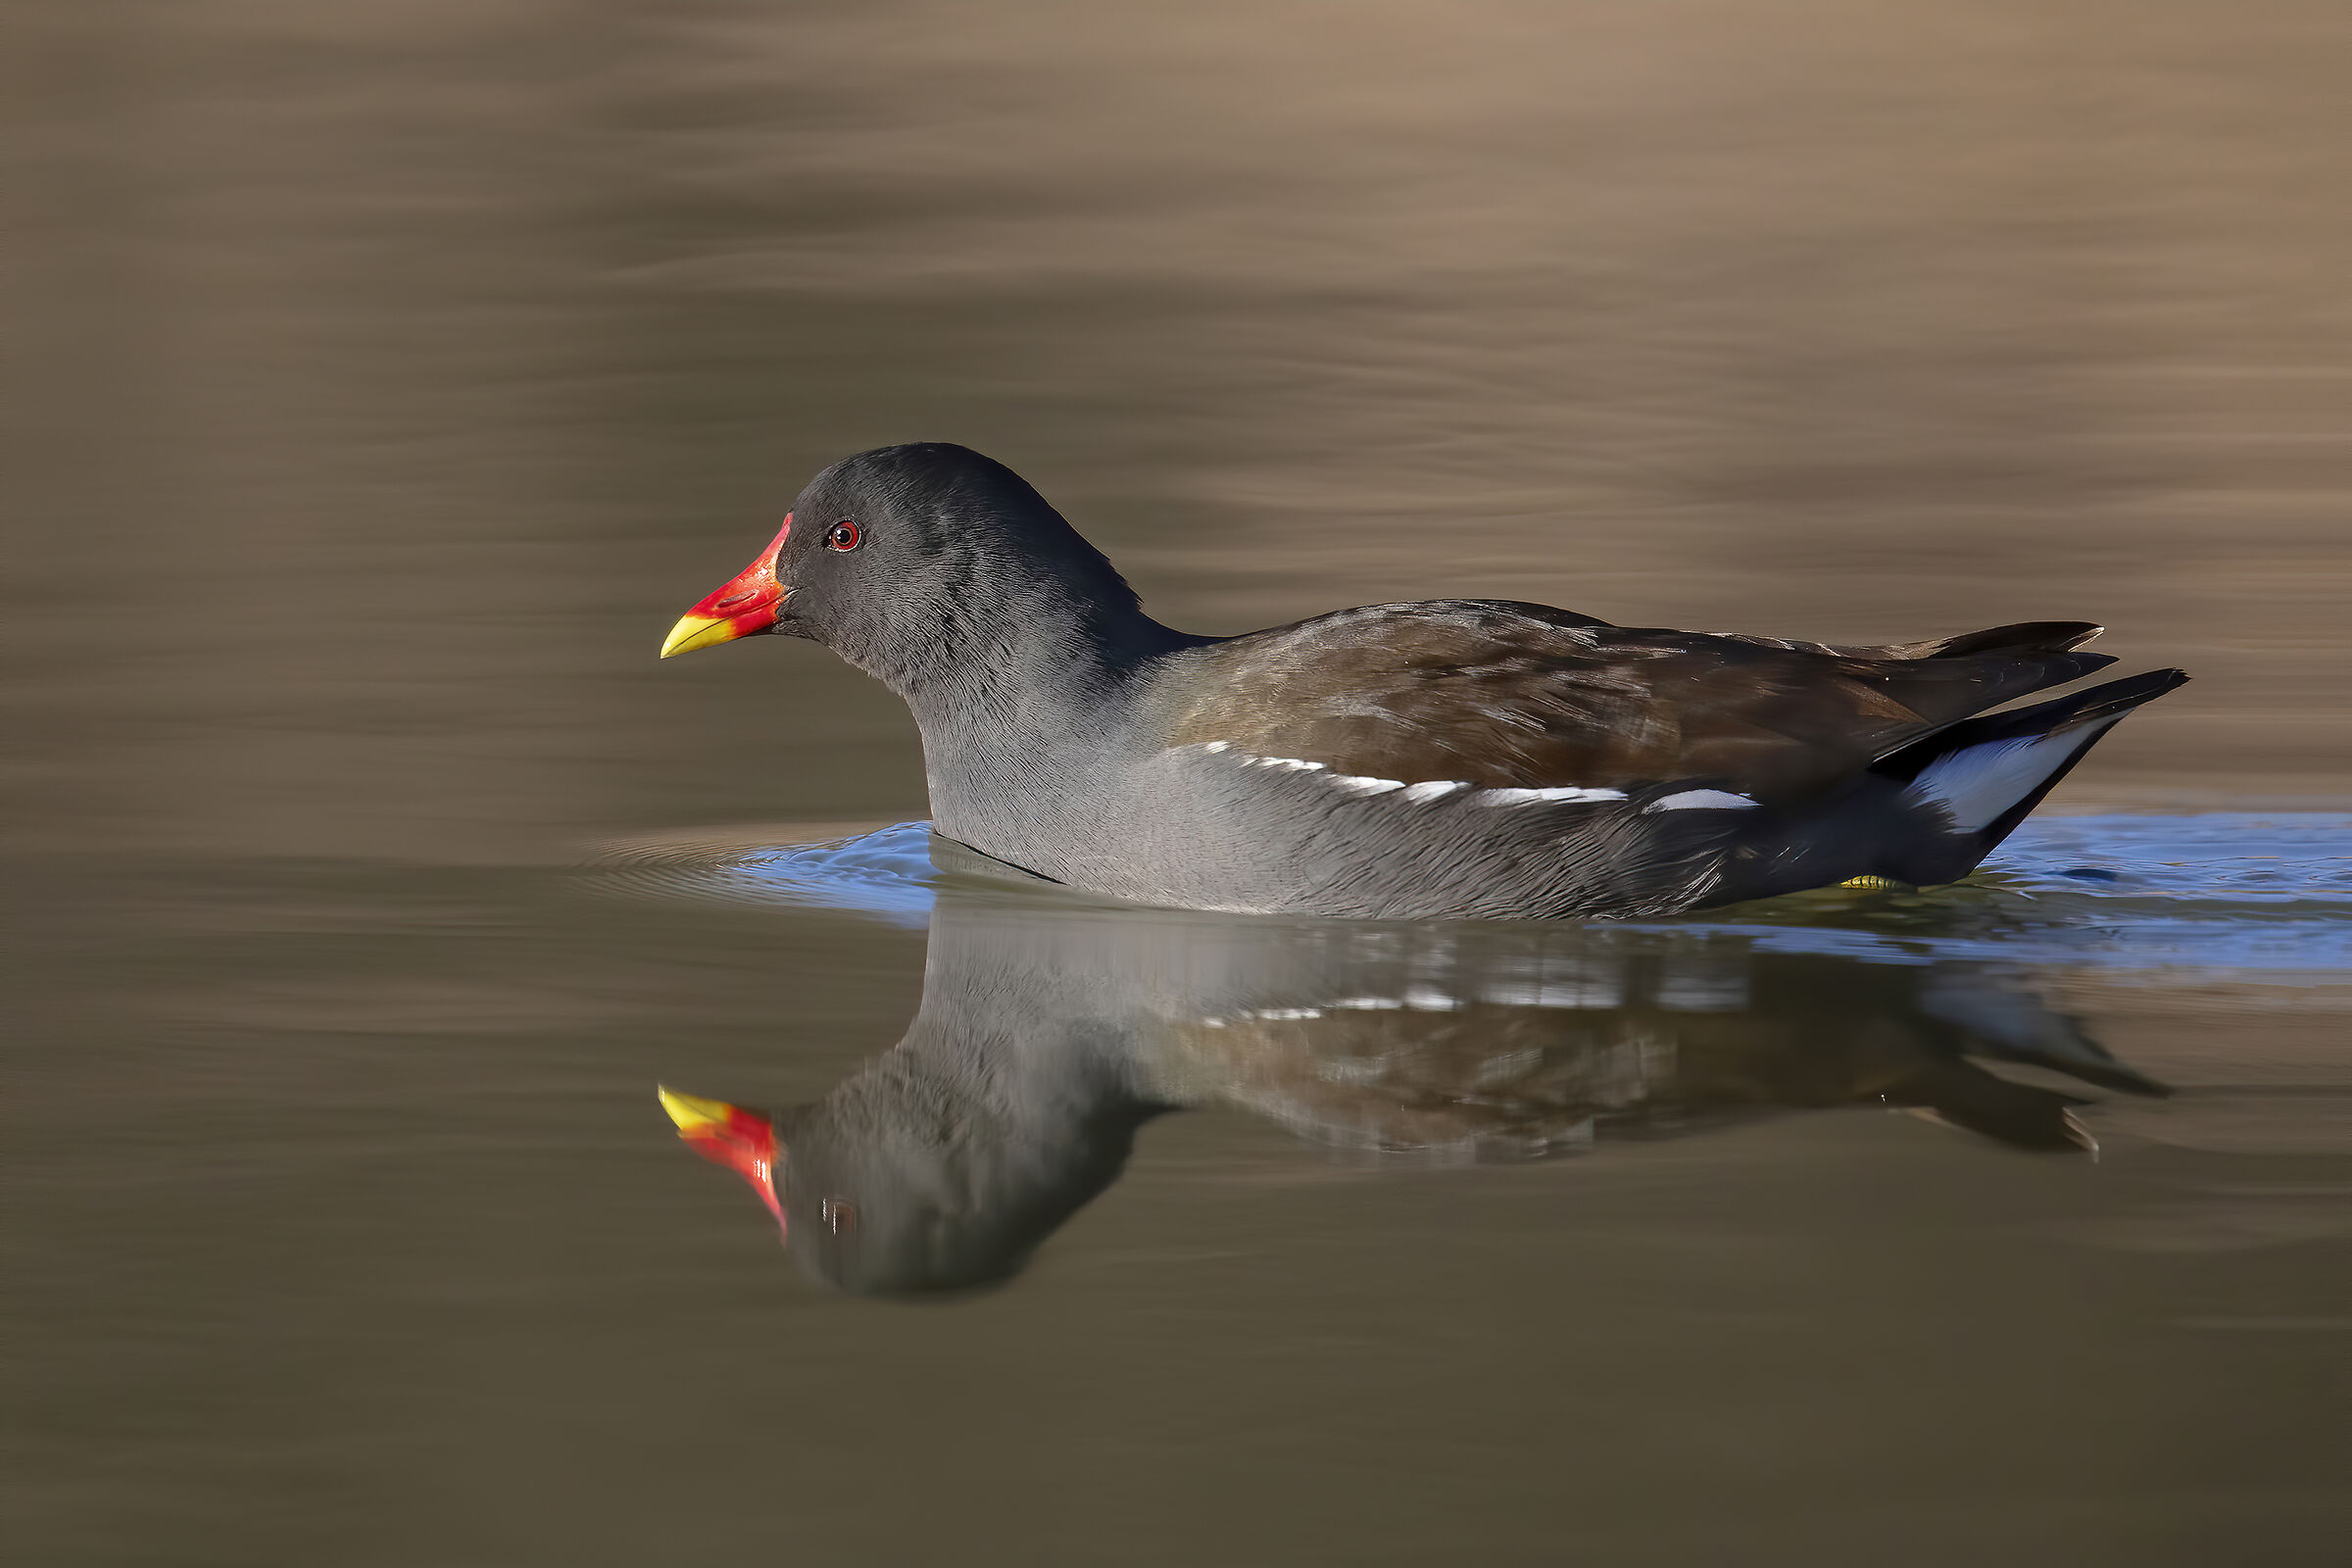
[711,821,942,926]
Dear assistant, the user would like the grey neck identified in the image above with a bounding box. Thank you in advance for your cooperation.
[886,592,1206,854]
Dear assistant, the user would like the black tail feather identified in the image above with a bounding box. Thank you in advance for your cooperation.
[1884,620,2110,661]
[1876,666,2189,786]
[1872,667,2189,872]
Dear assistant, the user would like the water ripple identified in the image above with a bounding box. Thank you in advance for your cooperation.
[589,813,2352,976]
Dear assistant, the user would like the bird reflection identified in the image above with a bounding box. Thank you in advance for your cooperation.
[662,886,2164,1297]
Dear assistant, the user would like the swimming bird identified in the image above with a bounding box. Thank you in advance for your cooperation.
[660,443,2185,919]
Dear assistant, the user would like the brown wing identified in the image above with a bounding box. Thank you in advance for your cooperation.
[1163,601,2111,804]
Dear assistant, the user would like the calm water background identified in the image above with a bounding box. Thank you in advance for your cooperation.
[8,3,2349,1563]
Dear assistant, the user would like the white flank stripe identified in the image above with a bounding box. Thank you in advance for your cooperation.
[1646,789,1757,812]
[1478,785,1628,806]
[1186,743,1616,807]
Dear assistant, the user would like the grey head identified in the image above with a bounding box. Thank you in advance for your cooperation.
[761,443,1177,698]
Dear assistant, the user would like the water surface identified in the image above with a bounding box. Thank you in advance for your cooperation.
[8,3,2349,1564]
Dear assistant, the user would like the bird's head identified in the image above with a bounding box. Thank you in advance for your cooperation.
[658,443,1141,693]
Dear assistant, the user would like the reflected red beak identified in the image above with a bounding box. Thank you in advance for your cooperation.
[659,515,793,659]
[657,1086,785,1232]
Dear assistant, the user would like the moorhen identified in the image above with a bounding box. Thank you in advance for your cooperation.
[660,443,2184,919]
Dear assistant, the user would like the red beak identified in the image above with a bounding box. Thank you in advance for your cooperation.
[659,515,793,659]
[657,1086,785,1232]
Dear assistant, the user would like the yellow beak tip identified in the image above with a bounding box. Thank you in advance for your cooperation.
[659,615,735,660]
[657,1084,736,1134]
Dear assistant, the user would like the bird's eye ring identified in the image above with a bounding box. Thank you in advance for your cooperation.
[825,519,861,552]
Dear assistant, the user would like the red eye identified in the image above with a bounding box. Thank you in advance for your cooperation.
[825,519,861,552]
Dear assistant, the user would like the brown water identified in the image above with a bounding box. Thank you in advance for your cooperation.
[8,4,2350,1564]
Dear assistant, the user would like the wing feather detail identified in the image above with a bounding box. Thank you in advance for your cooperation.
[1162,601,2113,807]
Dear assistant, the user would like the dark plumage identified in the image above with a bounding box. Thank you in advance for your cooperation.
[662,442,2187,918]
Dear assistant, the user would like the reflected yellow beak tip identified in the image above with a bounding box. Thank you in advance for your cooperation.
[657,1084,737,1135]
[659,614,737,660]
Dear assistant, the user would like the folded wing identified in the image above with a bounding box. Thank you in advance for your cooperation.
[1166,601,2113,806]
